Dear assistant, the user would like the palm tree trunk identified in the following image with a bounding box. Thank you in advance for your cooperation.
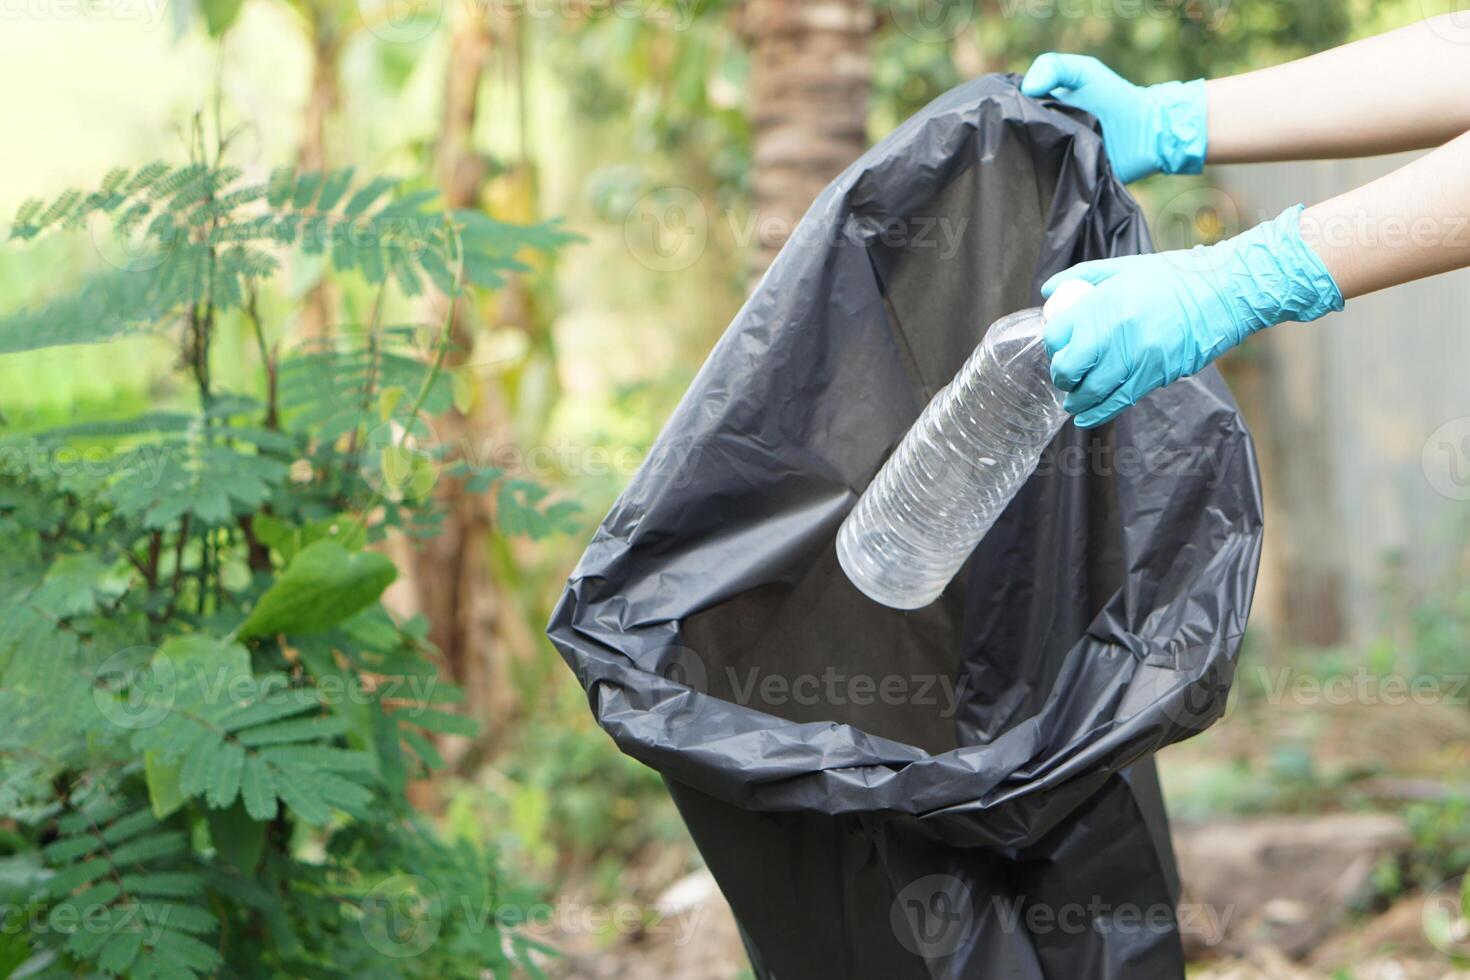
[744,0,874,279]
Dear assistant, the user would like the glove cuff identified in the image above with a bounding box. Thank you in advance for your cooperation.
[1233,205,1346,329]
[1147,79,1208,176]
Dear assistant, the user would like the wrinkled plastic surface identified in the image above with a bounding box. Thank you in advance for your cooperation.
[548,74,1263,980]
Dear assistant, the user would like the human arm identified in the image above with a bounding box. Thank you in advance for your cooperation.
[1021,15,1470,181]
[1300,129,1470,297]
[1207,16,1470,164]
[1040,130,1470,426]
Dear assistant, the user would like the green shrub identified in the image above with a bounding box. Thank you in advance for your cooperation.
[0,155,574,977]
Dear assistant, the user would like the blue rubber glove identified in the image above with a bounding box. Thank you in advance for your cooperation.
[1042,205,1344,428]
[1020,53,1208,183]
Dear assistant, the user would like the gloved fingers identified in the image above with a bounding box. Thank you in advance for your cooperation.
[1048,313,1103,392]
[1019,53,1102,98]
[1042,306,1077,355]
[1041,288,1107,354]
[1074,384,1139,428]
[1062,342,1129,416]
[1041,258,1128,298]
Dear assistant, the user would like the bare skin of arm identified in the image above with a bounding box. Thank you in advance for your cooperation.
[1207,15,1470,164]
[1301,128,1470,298]
[1027,17,1470,424]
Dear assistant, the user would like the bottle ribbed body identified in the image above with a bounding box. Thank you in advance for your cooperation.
[836,308,1067,609]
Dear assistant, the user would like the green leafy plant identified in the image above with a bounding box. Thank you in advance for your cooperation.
[0,149,576,977]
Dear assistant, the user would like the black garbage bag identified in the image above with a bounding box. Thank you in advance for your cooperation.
[548,74,1262,979]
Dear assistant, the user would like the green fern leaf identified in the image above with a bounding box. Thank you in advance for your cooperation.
[0,266,186,354]
[43,858,109,897]
[233,715,348,747]
[147,163,206,202]
[37,190,81,230]
[99,167,129,193]
[358,235,386,283]
[291,171,323,210]
[265,166,293,208]
[206,742,245,807]
[240,754,277,820]
[270,212,299,245]
[106,831,188,866]
[42,799,219,980]
[496,478,582,540]
[343,176,398,218]
[118,872,204,899]
[274,744,376,774]
[124,162,170,195]
[214,685,319,731]
[278,333,449,442]
[98,929,143,972]
[150,927,223,973]
[10,198,42,237]
[131,671,374,825]
[390,249,423,296]
[267,764,333,825]
[140,902,216,934]
[107,442,288,530]
[404,706,477,737]
[401,728,444,771]
[115,198,153,235]
[315,168,355,211]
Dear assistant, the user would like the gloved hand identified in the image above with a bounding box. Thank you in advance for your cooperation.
[1020,53,1208,183]
[1042,205,1344,427]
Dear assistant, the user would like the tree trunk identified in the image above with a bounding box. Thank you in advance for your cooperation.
[392,10,541,775]
[398,10,495,774]
[744,0,874,280]
[296,18,339,173]
[296,7,341,339]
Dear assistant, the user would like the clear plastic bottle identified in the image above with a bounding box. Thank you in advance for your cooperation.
[836,280,1093,609]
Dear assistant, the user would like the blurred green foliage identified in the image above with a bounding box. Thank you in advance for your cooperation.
[440,679,688,906]
[0,151,576,977]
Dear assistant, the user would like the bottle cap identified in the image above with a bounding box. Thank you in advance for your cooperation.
[1042,278,1094,322]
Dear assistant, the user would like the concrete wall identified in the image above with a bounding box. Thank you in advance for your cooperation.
[1200,157,1470,643]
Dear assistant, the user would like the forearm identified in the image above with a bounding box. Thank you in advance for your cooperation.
[1301,129,1470,299]
[1207,15,1470,163]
